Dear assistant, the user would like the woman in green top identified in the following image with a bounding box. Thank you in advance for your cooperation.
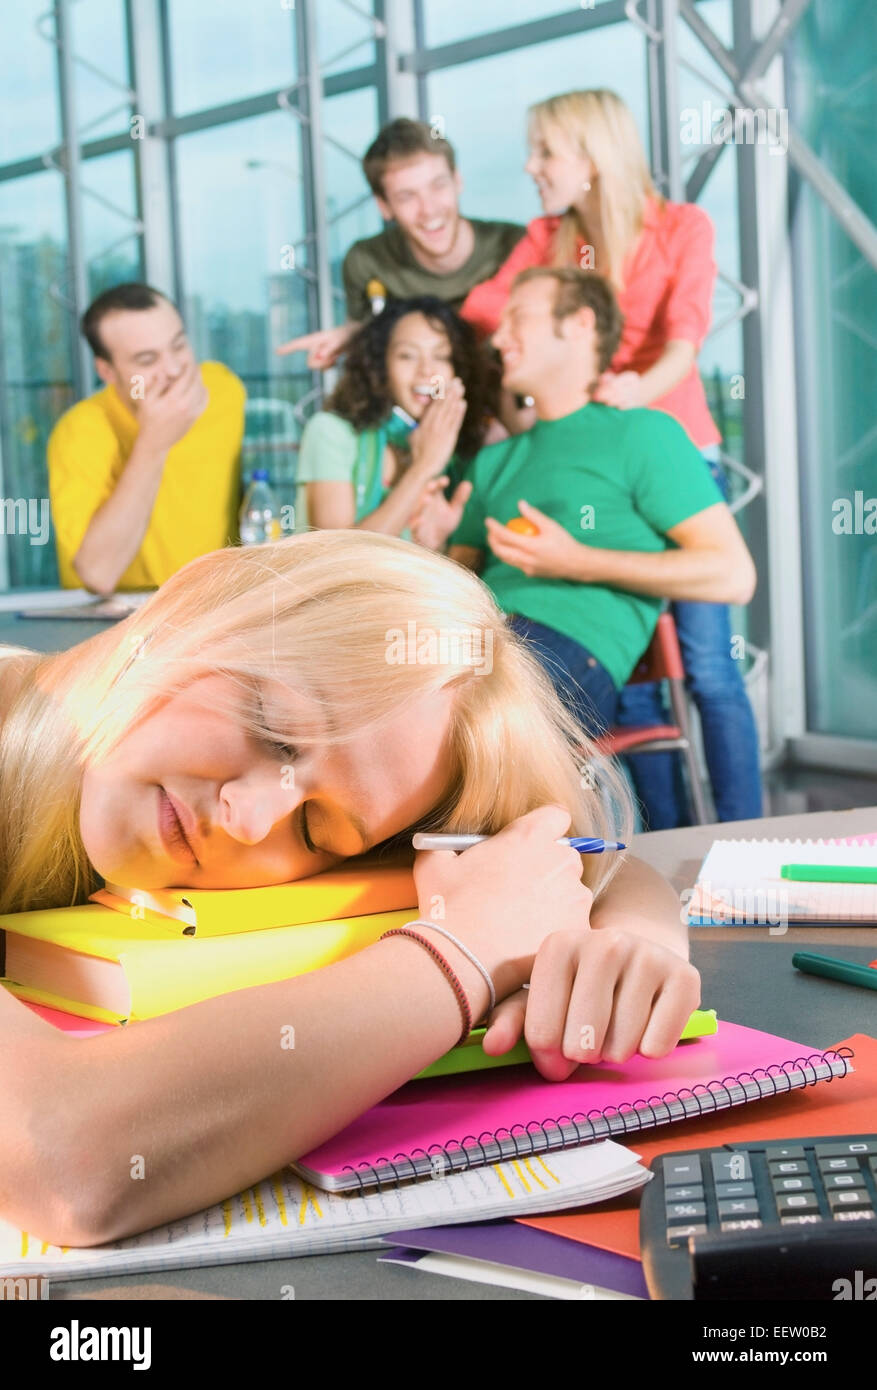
[297,296,495,537]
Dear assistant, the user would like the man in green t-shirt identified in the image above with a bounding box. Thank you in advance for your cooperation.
[412,266,756,750]
[276,118,524,367]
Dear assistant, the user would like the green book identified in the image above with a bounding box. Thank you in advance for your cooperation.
[414,1008,718,1081]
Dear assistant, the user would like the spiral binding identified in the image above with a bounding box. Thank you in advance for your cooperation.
[338,1048,853,1190]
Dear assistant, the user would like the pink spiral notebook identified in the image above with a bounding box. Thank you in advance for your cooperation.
[293,1022,853,1191]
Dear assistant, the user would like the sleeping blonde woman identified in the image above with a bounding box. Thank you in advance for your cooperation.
[0,530,697,1247]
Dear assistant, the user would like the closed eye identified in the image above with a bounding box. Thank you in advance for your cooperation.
[254,686,300,762]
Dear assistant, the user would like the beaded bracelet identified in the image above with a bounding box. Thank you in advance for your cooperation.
[380,927,472,1044]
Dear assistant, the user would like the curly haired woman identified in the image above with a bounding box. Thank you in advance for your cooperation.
[296,296,495,537]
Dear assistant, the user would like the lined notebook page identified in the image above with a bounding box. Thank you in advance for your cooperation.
[0,1141,647,1280]
[688,839,877,924]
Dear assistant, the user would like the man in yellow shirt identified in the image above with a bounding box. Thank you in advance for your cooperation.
[48,283,246,593]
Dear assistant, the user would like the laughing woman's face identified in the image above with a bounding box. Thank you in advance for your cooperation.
[79,674,457,889]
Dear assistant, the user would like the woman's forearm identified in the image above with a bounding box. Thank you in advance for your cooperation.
[355,460,437,535]
[636,340,696,404]
[5,936,490,1247]
[589,854,688,959]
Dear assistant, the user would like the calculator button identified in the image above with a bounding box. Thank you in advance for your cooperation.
[771,1175,815,1193]
[711,1152,752,1182]
[765,1145,806,1160]
[715,1181,755,1199]
[818,1156,858,1173]
[781,1214,824,1226]
[833,1209,876,1223]
[776,1193,820,1213]
[664,1185,704,1203]
[718,1198,760,1218]
[769,1159,809,1176]
[814,1141,877,1158]
[666,1223,707,1246]
[666,1201,706,1220]
[828,1190,873,1211]
[720,1218,762,1232]
[663,1156,703,1184]
[823,1172,866,1190]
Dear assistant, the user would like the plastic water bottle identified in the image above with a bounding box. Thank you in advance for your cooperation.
[239,469,281,545]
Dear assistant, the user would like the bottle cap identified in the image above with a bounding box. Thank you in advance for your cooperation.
[252,468,270,482]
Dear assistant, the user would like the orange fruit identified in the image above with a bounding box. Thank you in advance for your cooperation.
[506,516,540,536]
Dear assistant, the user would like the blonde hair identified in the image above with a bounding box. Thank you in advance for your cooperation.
[0,532,632,913]
[528,89,661,289]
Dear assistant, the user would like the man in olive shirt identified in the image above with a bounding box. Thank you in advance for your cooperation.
[412,267,757,825]
[277,119,524,366]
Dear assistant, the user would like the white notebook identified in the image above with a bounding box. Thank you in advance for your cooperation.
[0,1141,648,1282]
[687,838,877,926]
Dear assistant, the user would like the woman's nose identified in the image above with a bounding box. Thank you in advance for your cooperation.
[219,773,299,846]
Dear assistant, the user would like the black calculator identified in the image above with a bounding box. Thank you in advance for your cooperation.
[640,1135,877,1300]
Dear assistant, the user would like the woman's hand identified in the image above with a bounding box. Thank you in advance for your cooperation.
[412,805,593,1014]
[409,378,467,478]
[410,476,473,551]
[483,928,701,1080]
[593,370,645,410]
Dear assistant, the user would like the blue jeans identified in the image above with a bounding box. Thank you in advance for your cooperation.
[616,454,763,828]
[507,614,618,739]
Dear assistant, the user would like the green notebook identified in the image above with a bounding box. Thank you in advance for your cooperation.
[414,1009,718,1081]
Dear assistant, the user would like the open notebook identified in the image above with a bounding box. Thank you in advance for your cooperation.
[0,1141,648,1281]
[687,839,877,925]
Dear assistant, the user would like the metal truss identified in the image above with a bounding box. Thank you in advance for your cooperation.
[37,0,142,396]
[277,0,387,426]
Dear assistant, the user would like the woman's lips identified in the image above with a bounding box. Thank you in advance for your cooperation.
[157,786,198,866]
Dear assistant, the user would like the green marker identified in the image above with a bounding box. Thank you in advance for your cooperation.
[781,864,877,884]
[414,1008,718,1081]
[793,951,877,991]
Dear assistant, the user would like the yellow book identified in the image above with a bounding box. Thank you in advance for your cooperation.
[0,902,413,1022]
[90,862,417,936]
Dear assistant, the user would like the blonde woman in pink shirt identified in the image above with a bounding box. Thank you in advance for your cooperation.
[462,89,762,829]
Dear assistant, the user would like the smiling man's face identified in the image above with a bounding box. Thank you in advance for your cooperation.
[376,152,463,265]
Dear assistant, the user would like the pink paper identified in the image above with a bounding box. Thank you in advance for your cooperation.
[21,1000,116,1038]
[299,1021,840,1180]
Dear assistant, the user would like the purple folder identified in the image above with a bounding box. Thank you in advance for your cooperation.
[379,1220,649,1298]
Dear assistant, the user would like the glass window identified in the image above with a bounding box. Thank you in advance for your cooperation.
[322,87,383,321]
[789,0,877,739]
[425,24,648,225]
[677,1,744,477]
[166,0,297,116]
[421,1,616,47]
[70,0,132,141]
[0,0,62,166]
[0,173,74,587]
[317,0,376,77]
[175,112,310,512]
[81,151,143,305]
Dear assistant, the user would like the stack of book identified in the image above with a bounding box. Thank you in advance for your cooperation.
[0,864,419,1026]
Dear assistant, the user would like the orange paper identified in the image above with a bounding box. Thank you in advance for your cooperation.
[518,1033,875,1261]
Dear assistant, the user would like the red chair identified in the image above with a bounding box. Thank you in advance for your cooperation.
[594,612,709,825]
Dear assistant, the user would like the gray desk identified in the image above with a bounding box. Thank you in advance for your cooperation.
[0,610,119,653]
[48,807,877,1302]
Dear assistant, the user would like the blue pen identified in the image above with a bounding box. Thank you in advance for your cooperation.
[411,833,626,853]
